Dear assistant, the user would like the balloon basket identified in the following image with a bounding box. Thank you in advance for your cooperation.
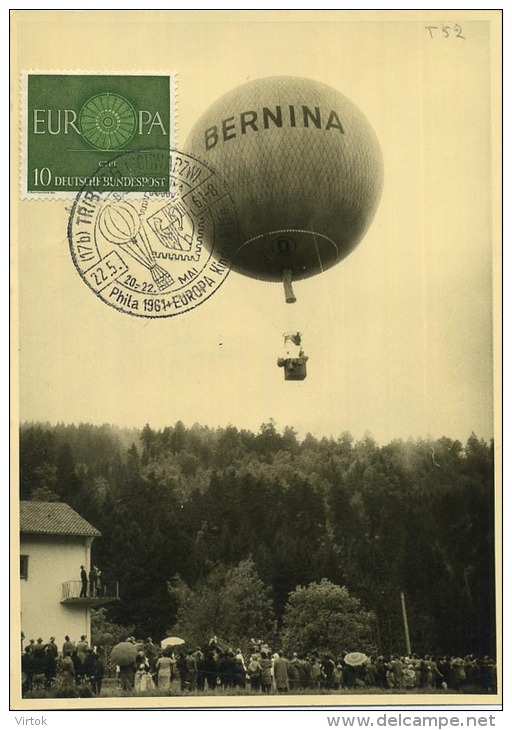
[278,357,308,381]
[151,266,174,291]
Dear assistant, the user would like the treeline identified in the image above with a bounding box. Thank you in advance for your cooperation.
[19,421,495,657]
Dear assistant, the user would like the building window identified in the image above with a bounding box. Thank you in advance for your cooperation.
[20,555,29,580]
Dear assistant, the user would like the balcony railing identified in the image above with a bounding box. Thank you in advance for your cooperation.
[61,580,119,605]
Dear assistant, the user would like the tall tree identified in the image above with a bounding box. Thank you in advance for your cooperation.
[281,579,377,657]
[170,558,276,651]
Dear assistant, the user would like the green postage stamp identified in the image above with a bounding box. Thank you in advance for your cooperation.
[21,73,176,197]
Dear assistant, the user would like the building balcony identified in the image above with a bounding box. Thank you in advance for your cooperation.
[61,580,119,605]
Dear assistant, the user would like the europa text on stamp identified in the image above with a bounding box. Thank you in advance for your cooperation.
[22,73,175,197]
[68,149,238,318]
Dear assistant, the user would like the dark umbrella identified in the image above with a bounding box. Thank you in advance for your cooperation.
[210,638,228,653]
[110,641,138,667]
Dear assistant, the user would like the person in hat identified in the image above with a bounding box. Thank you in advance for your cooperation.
[21,646,34,694]
[44,642,57,688]
[260,651,272,693]
[75,635,88,683]
[31,638,46,664]
[247,654,263,691]
[389,655,404,689]
[332,663,344,690]
[450,656,466,691]
[156,651,174,693]
[273,651,289,693]
[194,646,206,691]
[403,664,416,689]
[364,656,376,687]
[310,655,324,689]
[76,635,88,663]
[31,639,46,687]
[47,637,58,658]
[93,646,107,695]
[63,635,75,656]
[287,652,300,691]
[134,663,146,693]
[203,643,218,690]
[233,650,247,689]
[144,637,158,675]
[89,565,98,597]
[185,649,198,690]
[94,565,102,594]
[60,650,75,689]
[321,654,335,689]
[80,565,88,597]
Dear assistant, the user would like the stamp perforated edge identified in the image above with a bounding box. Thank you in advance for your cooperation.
[19,71,178,200]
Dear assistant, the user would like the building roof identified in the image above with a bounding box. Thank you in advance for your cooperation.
[20,501,101,537]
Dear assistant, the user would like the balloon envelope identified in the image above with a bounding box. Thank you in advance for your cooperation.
[184,76,383,283]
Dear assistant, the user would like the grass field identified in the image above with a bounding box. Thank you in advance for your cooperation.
[24,677,489,700]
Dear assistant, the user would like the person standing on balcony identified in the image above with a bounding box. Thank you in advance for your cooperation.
[80,565,88,597]
[94,566,102,595]
[89,565,98,597]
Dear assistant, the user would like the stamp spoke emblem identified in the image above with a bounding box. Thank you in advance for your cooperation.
[79,93,137,151]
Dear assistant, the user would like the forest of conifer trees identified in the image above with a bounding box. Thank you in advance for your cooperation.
[19,421,496,658]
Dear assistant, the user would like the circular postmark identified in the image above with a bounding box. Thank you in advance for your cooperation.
[68,149,238,318]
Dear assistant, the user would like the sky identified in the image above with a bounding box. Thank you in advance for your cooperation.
[15,11,499,446]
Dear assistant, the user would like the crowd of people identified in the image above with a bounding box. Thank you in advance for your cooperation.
[21,634,498,697]
[21,635,106,695]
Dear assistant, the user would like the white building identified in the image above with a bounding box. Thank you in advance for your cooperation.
[20,501,118,649]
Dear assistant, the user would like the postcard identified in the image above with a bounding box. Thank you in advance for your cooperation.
[10,9,502,712]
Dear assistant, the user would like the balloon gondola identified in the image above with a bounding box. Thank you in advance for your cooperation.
[277,332,308,381]
[184,76,384,378]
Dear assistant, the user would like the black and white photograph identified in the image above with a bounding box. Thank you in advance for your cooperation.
[10,9,502,713]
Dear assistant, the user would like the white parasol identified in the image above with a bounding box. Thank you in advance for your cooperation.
[344,652,368,667]
[160,636,185,648]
